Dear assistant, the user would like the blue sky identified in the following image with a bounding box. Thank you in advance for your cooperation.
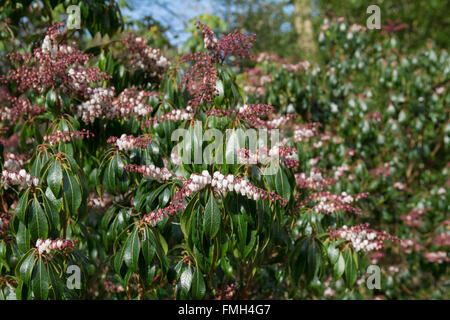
[123,0,220,46]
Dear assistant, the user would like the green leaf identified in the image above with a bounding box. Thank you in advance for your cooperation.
[344,249,358,287]
[16,189,30,223]
[62,169,82,216]
[333,253,345,280]
[179,266,193,295]
[16,222,31,254]
[142,227,156,265]
[123,228,140,273]
[191,266,205,299]
[181,195,198,239]
[28,197,48,241]
[17,251,36,283]
[275,168,290,200]
[203,194,221,238]
[328,243,339,265]
[31,257,49,300]
[47,160,62,196]
[42,194,60,233]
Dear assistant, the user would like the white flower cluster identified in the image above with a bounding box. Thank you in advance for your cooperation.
[1,170,38,190]
[337,226,379,252]
[35,238,74,255]
[211,171,261,200]
[135,37,170,74]
[186,171,212,194]
[76,87,115,123]
[141,164,173,183]
[164,108,194,121]
[115,134,141,151]
[114,90,154,119]
[3,153,23,171]
[185,171,263,201]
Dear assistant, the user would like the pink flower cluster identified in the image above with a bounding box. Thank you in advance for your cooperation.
[35,238,76,255]
[422,251,449,264]
[330,223,399,252]
[297,191,369,215]
[121,34,170,76]
[295,169,336,190]
[431,233,450,247]
[400,238,424,254]
[196,21,255,64]
[3,23,108,95]
[1,169,39,190]
[144,107,194,126]
[0,94,43,123]
[293,123,321,142]
[43,129,94,146]
[107,134,152,151]
[399,208,430,228]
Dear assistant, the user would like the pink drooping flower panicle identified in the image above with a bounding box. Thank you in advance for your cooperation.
[297,191,369,215]
[400,238,424,254]
[264,113,297,129]
[237,145,298,168]
[329,223,399,252]
[195,21,255,64]
[144,107,194,127]
[121,34,170,76]
[142,183,191,226]
[1,169,39,190]
[3,152,25,171]
[236,104,276,128]
[205,108,236,119]
[0,95,43,122]
[422,251,449,264]
[295,168,336,190]
[35,238,76,255]
[182,52,218,111]
[293,123,321,142]
[3,23,109,95]
[124,164,173,183]
[142,169,288,227]
[43,129,94,146]
[399,208,430,228]
[108,134,152,151]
